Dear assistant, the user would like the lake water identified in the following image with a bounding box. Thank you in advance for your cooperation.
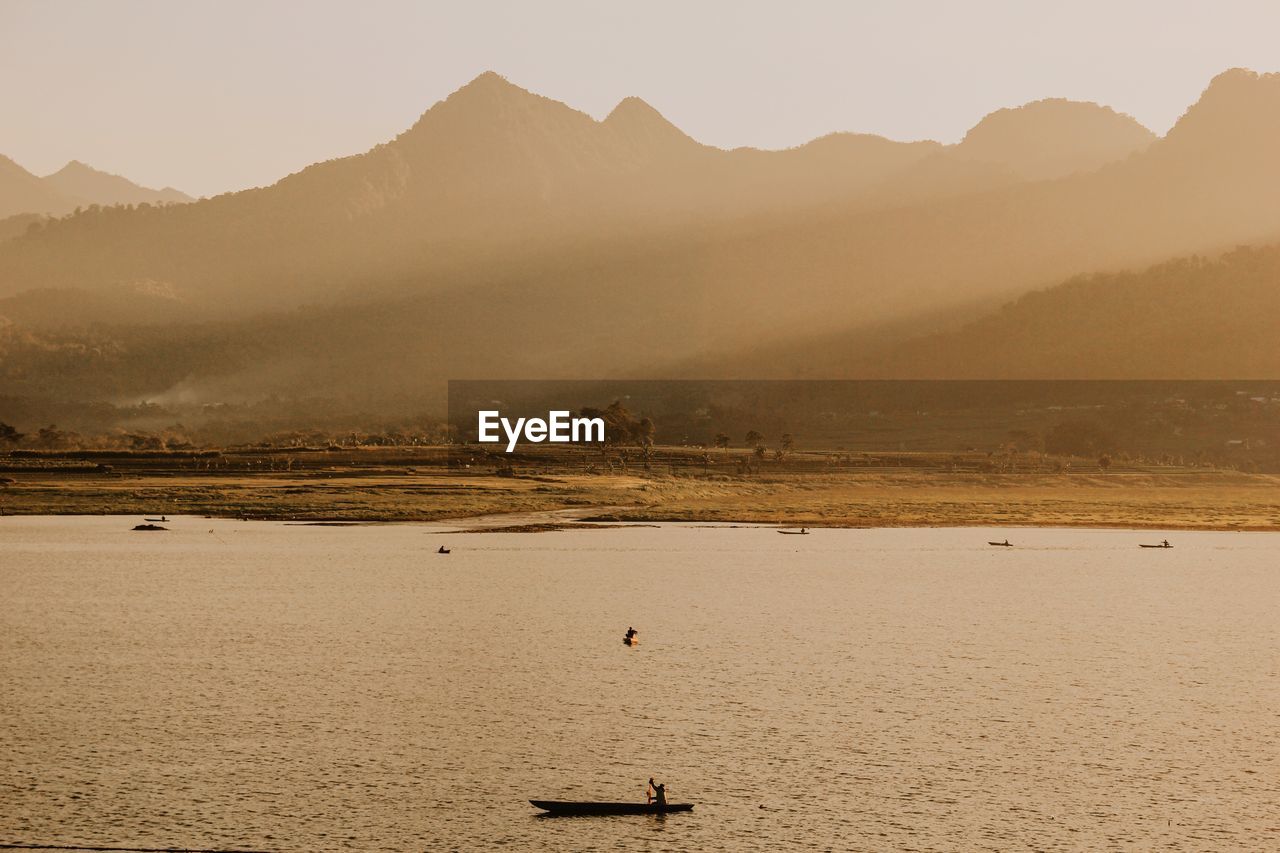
[1,517,1276,851]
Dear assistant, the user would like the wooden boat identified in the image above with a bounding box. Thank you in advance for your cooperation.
[133,523,167,531]
[777,529,810,535]
[988,540,1013,547]
[145,516,169,522]
[1139,543,1172,548]
[437,546,451,554]
[530,800,693,816]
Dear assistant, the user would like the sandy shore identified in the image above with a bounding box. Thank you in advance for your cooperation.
[2,469,1279,531]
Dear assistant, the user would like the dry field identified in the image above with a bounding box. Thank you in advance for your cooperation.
[2,464,1278,530]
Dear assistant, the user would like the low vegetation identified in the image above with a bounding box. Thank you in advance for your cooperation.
[2,443,1278,530]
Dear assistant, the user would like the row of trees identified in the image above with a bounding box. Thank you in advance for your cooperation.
[711,430,795,455]
[0,420,459,452]
[0,422,203,451]
[0,418,803,455]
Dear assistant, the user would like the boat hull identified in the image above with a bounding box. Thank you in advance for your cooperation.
[530,800,693,816]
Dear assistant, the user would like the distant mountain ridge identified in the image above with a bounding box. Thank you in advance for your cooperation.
[0,156,192,220]
[681,240,1280,380]
[952,98,1154,180]
[0,156,72,220]
[2,68,1280,431]
[858,244,1280,378]
[44,160,192,207]
[0,71,1160,314]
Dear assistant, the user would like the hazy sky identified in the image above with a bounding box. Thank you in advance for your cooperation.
[3,0,1278,197]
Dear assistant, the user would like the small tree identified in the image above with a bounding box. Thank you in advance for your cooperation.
[35,425,67,449]
[0,422,23,445]
[634,417,656,448]
[780,433,795,454]
[745,430,763,448]
[714,432,730,453]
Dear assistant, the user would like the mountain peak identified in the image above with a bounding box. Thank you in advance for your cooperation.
[41,159,192,206]
[1165,67,1280,151]
[396,70,601,162]
[399,70,579,141]
[603,96,697,152]
[605,96,663,123]
[956,98,1154,179]
[50,160,107,179]
[449,70,534,103]
[0,153,33,174]
[1203,66,1277,92]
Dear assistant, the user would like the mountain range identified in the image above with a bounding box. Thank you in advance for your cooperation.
[0,157,192,220]
[1,68,1278,435]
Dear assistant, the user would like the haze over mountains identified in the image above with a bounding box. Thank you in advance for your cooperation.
[0,156,192,220]
[2,68,1279,435]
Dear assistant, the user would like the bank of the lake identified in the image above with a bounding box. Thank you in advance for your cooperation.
[2,468,1279,530]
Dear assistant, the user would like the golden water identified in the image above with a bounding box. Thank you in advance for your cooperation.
[2,518,1276,850]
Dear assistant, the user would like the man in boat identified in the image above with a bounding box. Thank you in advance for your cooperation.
[647,777,667,809]
[625,626,637,643]
[1162,539,1170,547]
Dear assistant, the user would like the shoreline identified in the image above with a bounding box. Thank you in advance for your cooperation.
[2,513,1275,534]
[2,468,1278,532]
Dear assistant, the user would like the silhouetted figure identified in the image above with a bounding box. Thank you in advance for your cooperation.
[624,626,638,645]
[648,778,667,809]
[437,545,449,554]
[1162,539,1170,547]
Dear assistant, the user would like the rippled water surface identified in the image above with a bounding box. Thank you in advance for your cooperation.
[2,517,1277,851]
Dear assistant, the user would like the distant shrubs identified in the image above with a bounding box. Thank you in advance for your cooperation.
[576,400,655,447]
[0,422,23,445]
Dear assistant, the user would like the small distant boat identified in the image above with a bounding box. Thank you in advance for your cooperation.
[437,546,450,554]
[623,636,638,646]
[530,800,693,816]
[778,528,810,535]
[133,523,167,531]
[1139,542,1173,549]
[988,540,1013,547]
[145,516,169,522]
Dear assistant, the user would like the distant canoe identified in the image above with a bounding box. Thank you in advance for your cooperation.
[145,516,169,522]
[530,800,693,816]
[1139,543,1173,548]
[777,529,810,535]
[133,523,167,531]
[988,541,1013,547]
